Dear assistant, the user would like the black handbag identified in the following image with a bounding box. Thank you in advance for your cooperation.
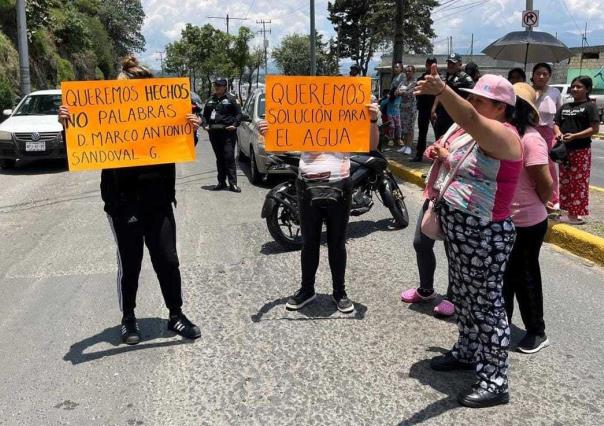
[549,138,568,163]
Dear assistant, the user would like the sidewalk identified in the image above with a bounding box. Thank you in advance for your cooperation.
[385,149,604,267]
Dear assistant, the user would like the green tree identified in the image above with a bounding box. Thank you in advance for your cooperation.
[328,0,438,75]
[98,0,146,58]
[272,33,339,76]
[230,27,254,101]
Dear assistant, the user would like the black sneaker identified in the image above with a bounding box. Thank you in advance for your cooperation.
[332,292,354,313]
[121,316,141,345]
[517,333,550,354]
[168,314,201,339]
[430,352,475,371]
[285,287,316,311]
[457,385,509,408]
[229,184,241,193]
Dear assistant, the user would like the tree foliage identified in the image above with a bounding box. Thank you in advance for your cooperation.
[328,0,438,75]
[164,24,260,100]
[0,0,146,94]
[272,33,339,76]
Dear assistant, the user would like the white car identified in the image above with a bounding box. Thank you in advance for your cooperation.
[0,89,65,169]
[237,88,268,183]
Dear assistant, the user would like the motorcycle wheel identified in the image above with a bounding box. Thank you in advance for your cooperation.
[266,202,303,251]
[382,177,409,229]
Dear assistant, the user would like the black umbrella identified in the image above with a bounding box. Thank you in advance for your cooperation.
[482,30,572,68]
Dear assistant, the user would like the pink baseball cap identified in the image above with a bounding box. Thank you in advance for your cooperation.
[459,74,516,106]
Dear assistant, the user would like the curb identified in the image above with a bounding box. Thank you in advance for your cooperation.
[388,160,604,267]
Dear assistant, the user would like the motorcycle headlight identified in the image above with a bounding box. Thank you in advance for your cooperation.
[0,130,12,141]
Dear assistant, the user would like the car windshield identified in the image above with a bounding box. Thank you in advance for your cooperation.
[258,94,265,118]
[14,94,62,116]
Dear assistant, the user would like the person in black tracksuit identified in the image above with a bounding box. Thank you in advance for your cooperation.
[59,56,202,345]
[202,78,242,192]
[413,57,438,162]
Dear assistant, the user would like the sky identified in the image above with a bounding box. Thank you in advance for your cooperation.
[140,0,604,71]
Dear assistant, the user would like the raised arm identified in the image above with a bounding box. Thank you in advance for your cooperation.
[415,64,521,161]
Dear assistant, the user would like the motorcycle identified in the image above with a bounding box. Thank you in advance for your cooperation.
[261,152,409,251]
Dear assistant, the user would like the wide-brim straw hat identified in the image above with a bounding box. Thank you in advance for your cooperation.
[513,82,541,123]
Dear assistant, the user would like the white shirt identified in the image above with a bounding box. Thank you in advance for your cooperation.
[299,152,350,182]
[536,86,562,127]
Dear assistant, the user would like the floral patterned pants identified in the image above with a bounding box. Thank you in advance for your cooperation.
[439,203,515,394]
[559,147,591,217]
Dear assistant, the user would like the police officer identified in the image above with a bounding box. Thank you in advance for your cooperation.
[202,78,242,192]
[431,53,474,139]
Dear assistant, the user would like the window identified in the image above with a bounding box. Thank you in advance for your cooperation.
[581,52,600,60]
[257,94,265,118]
[14,94,62,116]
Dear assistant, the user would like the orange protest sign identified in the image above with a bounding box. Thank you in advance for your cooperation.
[61,78,196,171]
[264,76,372,152]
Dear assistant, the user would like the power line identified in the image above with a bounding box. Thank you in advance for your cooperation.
[433,0,487,17]
[433,0,490,23]
[245,0,257,19]
[207,14,249,35]
[558,0,588,45]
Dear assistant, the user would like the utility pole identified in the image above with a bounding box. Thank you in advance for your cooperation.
[155,51,165,77]
[580,21,588,74]
[310,0,316,76]
[257,20,271,79]
[207,14,249,35]
[470,33,474,60]
[16,0,31,95]
[392,0,404,67]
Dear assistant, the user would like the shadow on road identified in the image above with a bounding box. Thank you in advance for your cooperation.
[398,347,473,425]
[63,317,192,365]
[0,159,67,175]
[251,294,368,322]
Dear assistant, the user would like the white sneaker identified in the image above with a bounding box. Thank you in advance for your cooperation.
[397,147,406,153]
[404,146,412,155]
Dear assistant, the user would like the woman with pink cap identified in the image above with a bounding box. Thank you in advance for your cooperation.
[415,67,524,408]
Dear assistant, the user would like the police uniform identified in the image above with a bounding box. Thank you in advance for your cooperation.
[202,79,242,188]
[434,54,474,139]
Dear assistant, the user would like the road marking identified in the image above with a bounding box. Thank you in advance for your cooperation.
[590,185,604,193]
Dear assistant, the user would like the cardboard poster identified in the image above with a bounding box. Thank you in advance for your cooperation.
[61,78,196,171]
[264,76,372,152]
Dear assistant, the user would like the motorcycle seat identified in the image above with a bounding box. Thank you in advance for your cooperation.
[350,152,388,172]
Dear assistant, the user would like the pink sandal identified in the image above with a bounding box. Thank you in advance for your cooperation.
[433,300,455,316]
[400,288,437,303]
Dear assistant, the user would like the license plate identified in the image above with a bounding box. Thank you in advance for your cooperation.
[26,141,45,151]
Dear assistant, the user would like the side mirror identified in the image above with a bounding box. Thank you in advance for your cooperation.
[3,109,12,116]
[241,113,252,122]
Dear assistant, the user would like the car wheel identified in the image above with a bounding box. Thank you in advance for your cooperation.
[249,147,262,184]
[0,159,16,169]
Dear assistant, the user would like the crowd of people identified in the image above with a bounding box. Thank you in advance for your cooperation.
[56,53,600,411]
[392,56,599,407]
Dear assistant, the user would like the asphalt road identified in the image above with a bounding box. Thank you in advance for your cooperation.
[0,134,603,425]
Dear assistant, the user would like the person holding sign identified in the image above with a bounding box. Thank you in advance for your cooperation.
[59,56,202,345]
[201,78,242,192]
[415,67,524,408]
[258,99,380,313]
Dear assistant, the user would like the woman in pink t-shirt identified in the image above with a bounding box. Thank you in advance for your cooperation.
[503,83,553,355]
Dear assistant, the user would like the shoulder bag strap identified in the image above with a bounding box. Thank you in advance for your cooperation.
[435,140,477,203]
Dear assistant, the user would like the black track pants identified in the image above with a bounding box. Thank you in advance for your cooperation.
[297,178,352,295]
[503,219,548,336]
[107,206,182,315]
